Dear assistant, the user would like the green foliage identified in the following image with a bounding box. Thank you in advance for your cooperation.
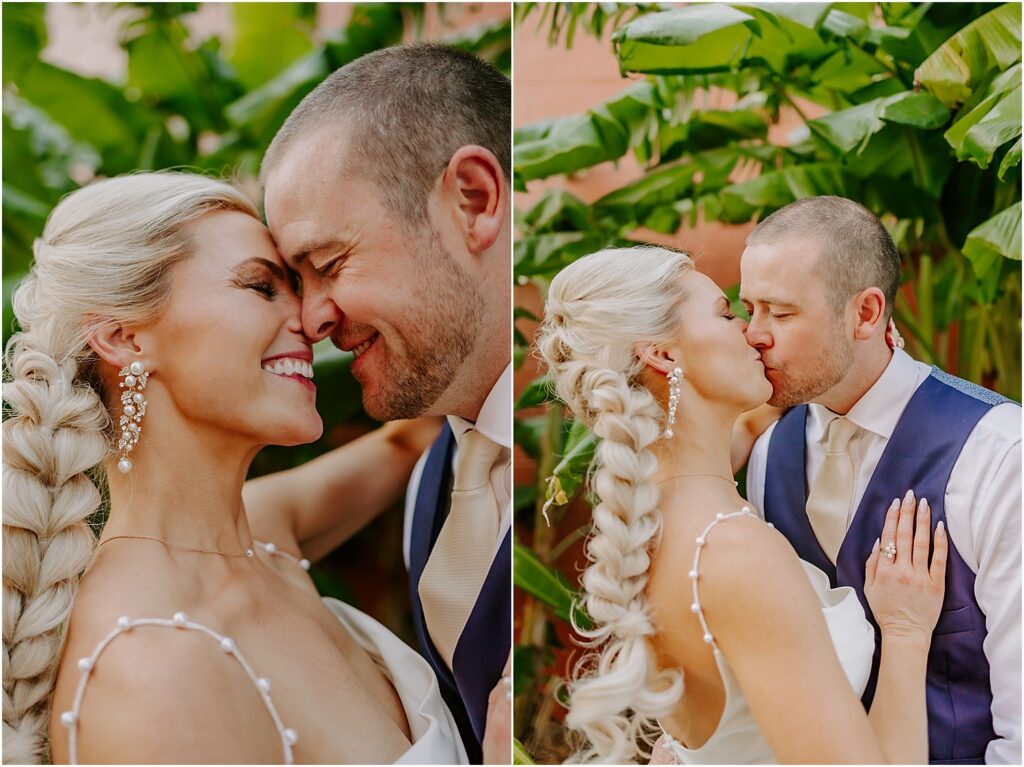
[513,737,536,765]
[513,3,1021,761]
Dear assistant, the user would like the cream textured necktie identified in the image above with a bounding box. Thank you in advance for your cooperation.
[806,416,859,563]
[418,428,503,669]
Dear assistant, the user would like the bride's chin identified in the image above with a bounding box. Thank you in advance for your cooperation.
[264,417,324,447]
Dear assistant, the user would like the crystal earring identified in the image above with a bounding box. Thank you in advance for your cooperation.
[664,367,683,439]
[116,361,149,473]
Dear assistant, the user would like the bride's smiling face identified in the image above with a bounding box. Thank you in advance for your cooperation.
[136,210,322,446]
[666,271,773,410]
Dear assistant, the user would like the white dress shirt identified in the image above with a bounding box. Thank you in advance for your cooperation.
[403,363,513,570]
[747,349,1022,764]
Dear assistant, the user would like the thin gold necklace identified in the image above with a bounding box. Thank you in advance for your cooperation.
[98,534,256,559]
[656,473,739,487]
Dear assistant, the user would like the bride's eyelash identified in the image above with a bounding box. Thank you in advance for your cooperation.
[248,281,277,298]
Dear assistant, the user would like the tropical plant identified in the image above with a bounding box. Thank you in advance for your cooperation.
[512,3,1021,762]
[2,1,511,642]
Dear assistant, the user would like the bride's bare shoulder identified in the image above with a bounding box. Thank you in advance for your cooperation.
[52,572,280,763]
[649,502,807,626]
[64,545,186,644]
[50,553,272,763]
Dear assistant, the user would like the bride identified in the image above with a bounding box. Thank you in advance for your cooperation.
[2,171,501,764]
[536,246,947,764]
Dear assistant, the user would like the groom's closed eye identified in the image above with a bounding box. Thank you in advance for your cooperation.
[314,254,348,278]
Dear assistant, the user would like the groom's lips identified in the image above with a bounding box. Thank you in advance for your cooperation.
[342,332,381,374]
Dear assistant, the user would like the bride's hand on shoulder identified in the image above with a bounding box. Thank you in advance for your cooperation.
[864,490,948,641]
[482,652,511,764]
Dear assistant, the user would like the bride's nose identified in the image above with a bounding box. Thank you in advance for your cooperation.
[283,294,312,340]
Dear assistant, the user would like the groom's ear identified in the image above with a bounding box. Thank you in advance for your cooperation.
[851,287,886,341]
[634,342,680,376]
[441,145,506,255]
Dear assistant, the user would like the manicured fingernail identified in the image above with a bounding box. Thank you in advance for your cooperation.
[872,537,880,551]
[904,489,914,502]
[921,498,929,511]
[891,498,900,508]
[937,521,946,536]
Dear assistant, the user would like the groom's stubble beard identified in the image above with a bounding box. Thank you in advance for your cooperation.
[766,314,855,408]
[361,230,483,421]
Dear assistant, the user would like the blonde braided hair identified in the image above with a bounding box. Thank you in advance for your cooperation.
[2,172,257,763]
[536,246,694,763]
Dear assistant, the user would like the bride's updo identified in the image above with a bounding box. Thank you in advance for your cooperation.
[2,172,258,763]
[536,246,693,763]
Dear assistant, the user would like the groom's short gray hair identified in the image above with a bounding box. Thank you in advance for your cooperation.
[746,196,901,320]
[261,43,510,226]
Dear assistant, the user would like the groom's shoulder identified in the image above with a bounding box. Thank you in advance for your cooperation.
[929,369,1021,435]
[971,400,1021,454]
[927,366,1017,409]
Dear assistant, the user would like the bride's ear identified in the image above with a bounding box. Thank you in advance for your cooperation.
[84,315,149,372]
[634,342,680,376]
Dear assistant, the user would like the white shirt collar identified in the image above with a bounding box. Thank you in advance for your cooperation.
[447,363,512,449]
[809,348,924,442]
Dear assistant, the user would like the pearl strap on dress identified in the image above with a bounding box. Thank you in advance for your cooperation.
[687,507,771,652]
[61,542,311,764]
[254,540,311,571]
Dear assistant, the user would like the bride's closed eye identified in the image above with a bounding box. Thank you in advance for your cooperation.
[248,280,277,298]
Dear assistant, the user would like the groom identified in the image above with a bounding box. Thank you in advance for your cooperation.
[741,196,1021,764]
[260,44,511,763]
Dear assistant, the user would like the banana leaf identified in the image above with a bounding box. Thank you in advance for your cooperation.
[613,4,835,77]
[514,540,591,628]
[915,3,1022,108]
[962,202,1022,303]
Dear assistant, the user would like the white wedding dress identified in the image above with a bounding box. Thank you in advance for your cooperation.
[660,511,875,765]
[322,597,468,764]
[60,542,468,765]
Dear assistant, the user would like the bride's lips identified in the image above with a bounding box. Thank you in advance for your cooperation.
[261,350,315,390]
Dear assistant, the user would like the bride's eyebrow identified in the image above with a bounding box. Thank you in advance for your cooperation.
[234,257,287,281]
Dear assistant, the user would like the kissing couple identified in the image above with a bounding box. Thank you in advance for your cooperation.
[537,197,1020,764]
[3,44,510,764]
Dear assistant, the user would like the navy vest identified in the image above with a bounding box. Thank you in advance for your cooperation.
[409,423,511,764]
[763,369,1010,764]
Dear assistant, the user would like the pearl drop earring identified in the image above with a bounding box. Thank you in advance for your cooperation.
[116,361,149,473]
[664,367,683,439]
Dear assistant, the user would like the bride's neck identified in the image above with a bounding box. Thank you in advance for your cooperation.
[103,400,260,553]
[650,393,738,488]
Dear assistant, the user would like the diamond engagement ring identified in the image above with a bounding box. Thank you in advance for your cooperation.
[882,542,897,561]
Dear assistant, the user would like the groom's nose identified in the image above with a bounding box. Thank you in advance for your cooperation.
[744,314,771,349]
[301,287,341,343]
